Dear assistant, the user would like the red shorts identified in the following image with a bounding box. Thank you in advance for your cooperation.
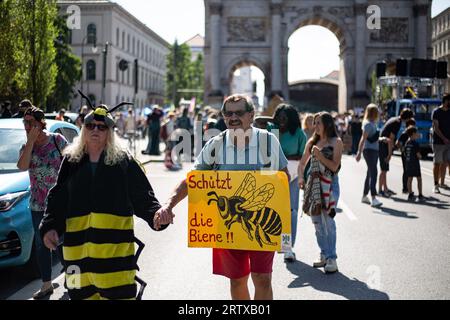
[212,248,275,279]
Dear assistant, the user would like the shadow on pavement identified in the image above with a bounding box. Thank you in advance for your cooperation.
[285,260,390,300]
[372,206,418,219]
[389,196,450,210]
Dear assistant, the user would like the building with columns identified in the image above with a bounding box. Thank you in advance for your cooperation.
[203,0,432,112]
[432,7,450,94]
[57,0,169,111]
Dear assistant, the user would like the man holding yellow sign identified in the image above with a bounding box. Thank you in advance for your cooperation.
[154,94,289,300]
[187,171,291,251]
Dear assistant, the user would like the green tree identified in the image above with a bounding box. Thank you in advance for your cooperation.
[371,70,392,105]
[12,0,58,109]
[166,40,204,106]
[0,0,23,102]
[189,53,204,104]
[46,14,81,111]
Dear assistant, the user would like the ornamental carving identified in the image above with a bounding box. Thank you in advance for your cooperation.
[328,6,354,19]
[227,17,267,42]
[370,18,409,43]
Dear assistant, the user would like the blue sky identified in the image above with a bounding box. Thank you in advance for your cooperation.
[114,0,449,84]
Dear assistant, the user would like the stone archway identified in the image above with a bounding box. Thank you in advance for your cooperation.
[204,0,432,112]
[224,55,269,98]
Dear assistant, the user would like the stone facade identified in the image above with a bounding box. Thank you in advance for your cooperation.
[204,0,432,112]
[432,7,450,94]
[58,0,169,111]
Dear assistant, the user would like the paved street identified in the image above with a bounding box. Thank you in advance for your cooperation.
[3,145,450,300]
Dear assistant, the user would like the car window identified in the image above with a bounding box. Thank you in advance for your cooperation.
[54,127,78,143]
[0,128,27,174]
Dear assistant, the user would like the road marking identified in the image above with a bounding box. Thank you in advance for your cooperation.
[338,199,358,221]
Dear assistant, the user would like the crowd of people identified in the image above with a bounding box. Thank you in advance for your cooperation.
[2,91,449,301]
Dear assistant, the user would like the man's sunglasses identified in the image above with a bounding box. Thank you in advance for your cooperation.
[222,110,248,117]
[85,123,109,131]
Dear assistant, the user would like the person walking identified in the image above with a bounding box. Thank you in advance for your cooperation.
[356,104,383,207]
[40,97,168,300]
[349,113,362,155]
[154,94,289,300]
[17,106,68,299]
[268,104,307,262]
[431,93,450,193]
[299,112,343,273]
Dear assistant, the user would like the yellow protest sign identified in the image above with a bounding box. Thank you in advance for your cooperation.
[187,170,292,252]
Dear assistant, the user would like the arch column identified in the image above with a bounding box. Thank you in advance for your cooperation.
[210,3,223,96]
[352,1,369,108]
[414,1,429,59]
[270,0,283,97]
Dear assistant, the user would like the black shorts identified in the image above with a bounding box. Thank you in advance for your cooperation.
[406,163,421,178]
[379,141,389,171]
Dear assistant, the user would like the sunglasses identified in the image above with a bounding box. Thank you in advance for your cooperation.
[223,110,248,117]
[85,123,109,131]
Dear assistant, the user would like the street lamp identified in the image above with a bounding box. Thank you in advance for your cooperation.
[101,42,109,104]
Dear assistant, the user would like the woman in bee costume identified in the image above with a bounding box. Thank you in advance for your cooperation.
[39,91,168,300]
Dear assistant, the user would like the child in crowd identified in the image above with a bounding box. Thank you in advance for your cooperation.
[404,126,425,201]
[396,119,416,194]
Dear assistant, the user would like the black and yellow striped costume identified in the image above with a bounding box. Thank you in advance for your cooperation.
[40,152,167,300]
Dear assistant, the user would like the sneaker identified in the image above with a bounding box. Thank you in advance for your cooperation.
[284,251,296,262]
[418,194,426,202]
[324,258,338,273]
[408,193,416,202]
[313,254,326,268]
[386,189,397,196]
[402,189,408,194]
[433,185,441,194]
[439,184,449,190]
[361,195,371,205]
[371,197,383,207]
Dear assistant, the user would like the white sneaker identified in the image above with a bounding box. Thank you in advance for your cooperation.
[361,195,371,205]
[371,197,383,207]
[284,251,296,262]
[433,185,440,194]
[324,258,338,273]
[313,254,326,268]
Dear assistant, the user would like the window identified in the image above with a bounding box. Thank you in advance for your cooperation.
[86,60,96,80]
[137,40,140,57]
[122,31,125,49]
[133,37,135,54]
[87,24,96,45]
[127,34,130,52]
[116,28,120,46]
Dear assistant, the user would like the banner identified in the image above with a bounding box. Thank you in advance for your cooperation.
[187,170,291,252]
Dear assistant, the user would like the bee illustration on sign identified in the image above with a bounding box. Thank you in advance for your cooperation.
[207,173,282,248]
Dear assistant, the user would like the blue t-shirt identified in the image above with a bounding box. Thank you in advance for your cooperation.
[194,127,288,171]
[363,121,379,151]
